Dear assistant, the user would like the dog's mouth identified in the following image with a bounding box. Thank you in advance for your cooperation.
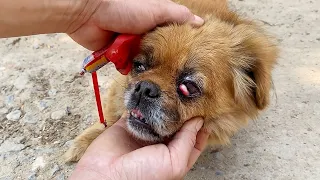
[127,108,161,142]
[129,109,148,127]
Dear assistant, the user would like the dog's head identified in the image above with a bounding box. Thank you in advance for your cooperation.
[124,16,278,143]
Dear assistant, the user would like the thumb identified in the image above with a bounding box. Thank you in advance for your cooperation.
[168,117,204,174]
[68,24,115,51]
[156,2,204,27]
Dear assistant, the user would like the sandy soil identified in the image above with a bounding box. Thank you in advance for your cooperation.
[0,0,319,179]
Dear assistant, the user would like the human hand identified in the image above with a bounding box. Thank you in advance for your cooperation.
[69,115,209,180]
[68,0,204,51]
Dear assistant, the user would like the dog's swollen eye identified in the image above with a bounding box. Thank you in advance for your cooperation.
[133,61,146,73]
[178,80,201,98]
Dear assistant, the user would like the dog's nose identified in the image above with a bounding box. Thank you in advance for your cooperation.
[135,81,160,98]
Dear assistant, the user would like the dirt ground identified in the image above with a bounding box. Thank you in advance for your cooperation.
[0,0,319,179]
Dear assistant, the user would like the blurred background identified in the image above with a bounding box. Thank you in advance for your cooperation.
[0,0,319,179]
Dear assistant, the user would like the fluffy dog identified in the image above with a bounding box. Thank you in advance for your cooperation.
[65,0,278,162]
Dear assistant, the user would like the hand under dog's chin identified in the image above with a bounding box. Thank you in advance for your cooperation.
[125,108,175,143]
[126,117,163,143]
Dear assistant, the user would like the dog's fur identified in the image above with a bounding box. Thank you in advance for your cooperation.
[65,0,278,162]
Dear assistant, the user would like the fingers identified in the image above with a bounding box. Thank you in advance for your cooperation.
[112,112,129,129]
[187,128,209,170]
[69,0,204,50]
[68,24,115,51]
[156,2,204,27]
[79,113,140,164]
[167,117,204,173]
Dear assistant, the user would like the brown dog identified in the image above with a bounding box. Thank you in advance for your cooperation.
[64,0,278,162]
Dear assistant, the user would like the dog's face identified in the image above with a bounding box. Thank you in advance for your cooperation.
[124,17,277,143]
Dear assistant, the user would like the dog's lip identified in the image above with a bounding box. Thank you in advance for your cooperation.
[128,109,160,137]
[130,109,144,121]
[129,109,149,127]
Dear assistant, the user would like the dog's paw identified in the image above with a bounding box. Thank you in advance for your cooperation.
[63,122,106,164]
[64,140,89,163]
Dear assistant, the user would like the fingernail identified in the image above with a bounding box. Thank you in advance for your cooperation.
[195,118,204,131]
[192,15,205,27]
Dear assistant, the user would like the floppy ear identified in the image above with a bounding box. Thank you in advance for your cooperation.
[230,24,278,110]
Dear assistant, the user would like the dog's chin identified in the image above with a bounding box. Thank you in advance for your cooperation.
[126,114,163,143]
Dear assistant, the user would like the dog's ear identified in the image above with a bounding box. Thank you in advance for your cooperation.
[230,24,278,110]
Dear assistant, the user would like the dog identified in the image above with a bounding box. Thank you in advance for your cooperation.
[64,0,278,162]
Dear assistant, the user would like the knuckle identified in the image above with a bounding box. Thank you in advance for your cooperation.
[179,5,192,16]
[152,3,166,23]
[173,166,186,179]
[179,129,197,145]
[188,136,197,147]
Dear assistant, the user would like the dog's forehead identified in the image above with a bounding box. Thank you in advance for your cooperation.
[141,30,199,71]
[142,30,192,62]
[141,27,231,75]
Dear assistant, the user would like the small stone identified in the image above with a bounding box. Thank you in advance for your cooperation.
[34,147,54,154]
[212,152,224,161]
[0,140,26,153]
[27,173,36,180]
[63,140,74,147]
[215,171,223,176]
[12,136,26,144]
[14,75,29,89]
[48,89,57,97]
[32,42,44,49]
[43,53,54,58]
[244,164,250,167]
[56,173,65,180]
[66,107,71,116]
[22,114,38,124]
[49,164,60,177]
[0,154,4,161]
[6,110,22,121]
[33,43,40,49]
[33,45,39,49]
[38,100,49,111]
[32,156,46,171]
[84,114,93,123]
[5,95,14,106]
[51,110,66,120]
[53,141,60,145]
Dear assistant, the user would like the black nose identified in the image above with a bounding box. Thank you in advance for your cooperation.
[135,81,161,98]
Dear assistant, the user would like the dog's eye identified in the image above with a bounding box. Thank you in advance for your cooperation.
[178,80,201,98]
[133,61,146,73]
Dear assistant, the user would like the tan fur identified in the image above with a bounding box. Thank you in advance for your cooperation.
[64,0,278,162]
